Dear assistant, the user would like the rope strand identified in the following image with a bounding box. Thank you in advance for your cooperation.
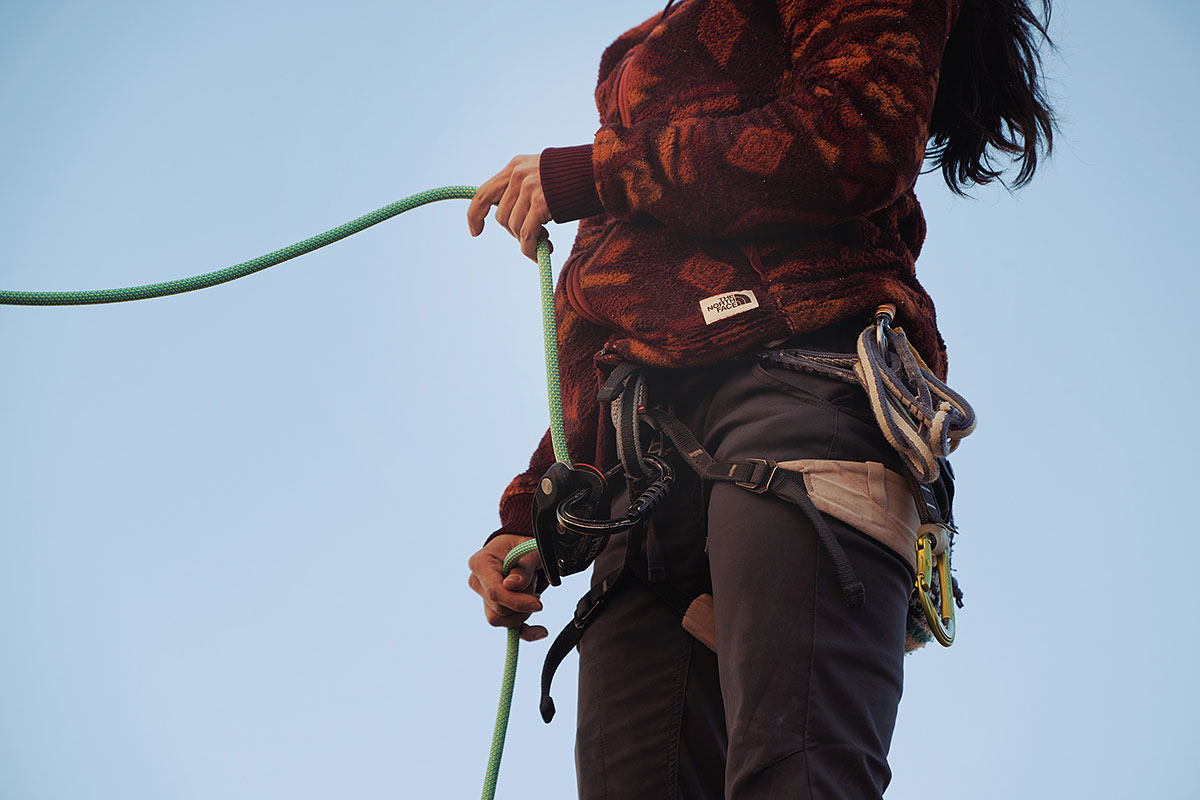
[0,186,479,306]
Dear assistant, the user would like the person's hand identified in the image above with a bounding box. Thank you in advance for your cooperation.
[467,534,548,642]
[467,155,553,262]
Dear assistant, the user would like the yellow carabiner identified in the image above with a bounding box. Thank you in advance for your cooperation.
[915,523,956,647]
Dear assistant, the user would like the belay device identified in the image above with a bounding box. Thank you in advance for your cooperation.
[532,454,674,586]
[533,360,677,586]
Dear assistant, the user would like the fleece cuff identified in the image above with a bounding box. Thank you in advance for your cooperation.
[540,145,604,223]
[486,492,535,544]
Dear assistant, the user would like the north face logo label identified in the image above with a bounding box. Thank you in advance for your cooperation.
[700,290,760,325]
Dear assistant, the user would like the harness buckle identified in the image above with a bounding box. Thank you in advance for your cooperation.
[735,458,778,493]
[573,579,614,629]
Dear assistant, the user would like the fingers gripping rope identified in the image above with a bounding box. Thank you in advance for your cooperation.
[0,188,567,800]
[482,537,542,800]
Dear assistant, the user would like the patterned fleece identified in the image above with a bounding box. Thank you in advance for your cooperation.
[497,0,960,538]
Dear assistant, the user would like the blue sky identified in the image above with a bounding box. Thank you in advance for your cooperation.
[1,1,1197,798]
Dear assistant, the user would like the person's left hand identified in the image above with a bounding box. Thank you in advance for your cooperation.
[467,155,553,262]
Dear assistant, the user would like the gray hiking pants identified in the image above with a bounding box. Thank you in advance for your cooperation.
[575,347,915,799]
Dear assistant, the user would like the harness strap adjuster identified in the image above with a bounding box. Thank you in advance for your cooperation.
[573,578,614,628]
[734,458,778,493]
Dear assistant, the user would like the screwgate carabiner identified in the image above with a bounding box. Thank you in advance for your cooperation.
[915,522,956,647]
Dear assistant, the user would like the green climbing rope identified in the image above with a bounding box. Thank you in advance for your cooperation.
[538,237,570,467]
[479,236,570,800]
[483,537,542,800]
[0,187,570,800]
[0,186,479,306]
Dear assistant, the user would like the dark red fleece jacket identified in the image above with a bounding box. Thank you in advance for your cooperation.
[498,0,960,537]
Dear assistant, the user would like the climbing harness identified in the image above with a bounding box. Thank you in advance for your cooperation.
[534,303,974,713]
[0,186,562,800]
[746,304,970,645]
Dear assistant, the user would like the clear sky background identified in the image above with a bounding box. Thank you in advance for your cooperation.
[1,1,1196,798]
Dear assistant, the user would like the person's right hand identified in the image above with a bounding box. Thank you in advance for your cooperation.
[466,155,553,263]
[467,534,548,642]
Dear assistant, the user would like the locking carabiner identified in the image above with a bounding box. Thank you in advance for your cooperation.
[915,522,956,647]
[532,454,675,586]
[874,303,896,356]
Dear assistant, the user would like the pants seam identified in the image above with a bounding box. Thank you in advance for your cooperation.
[826,408,841,460]
[665,629,692,798]
[802,532,821,800]
[596,660,609,800]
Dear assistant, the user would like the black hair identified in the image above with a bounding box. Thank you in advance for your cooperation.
[927,0,1057,194]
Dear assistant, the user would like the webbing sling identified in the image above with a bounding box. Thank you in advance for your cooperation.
[743,310,976,485]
